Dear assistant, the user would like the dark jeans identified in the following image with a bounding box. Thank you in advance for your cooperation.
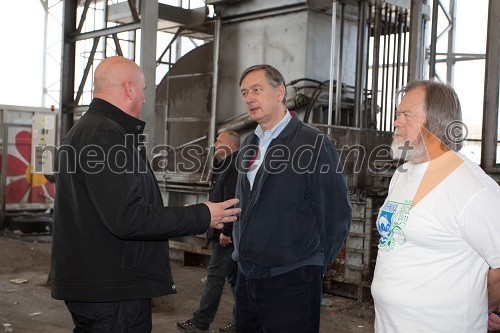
[65,299,152,333]
[191,242,237,330]
[235,265,323,333]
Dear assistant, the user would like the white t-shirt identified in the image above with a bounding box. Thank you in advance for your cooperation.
[371,151,500,333]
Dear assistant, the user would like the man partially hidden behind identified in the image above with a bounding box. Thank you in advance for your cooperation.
[232,64,352,333]
[177,131,240,333]
[50,56,240,332]
[371,80,500,332]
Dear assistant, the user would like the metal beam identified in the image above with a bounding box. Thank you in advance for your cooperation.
[370,0,382,126]
[481,0,500,171]
[208,19,221,172]
[428,0,439,78]
[41,0,49,107]
[354,0,367,129]
[60,0,77,140]
[69,21,141,42]
[385,0,410,10]
[445,0,456,85]
[76,0,92,33]
[74,37,100,105]
[140,0,159,155]
[335,1,345,126]
[158,3,189,24]
[408,0,427,81]
[127,0,140,22]
[111,34,124,56]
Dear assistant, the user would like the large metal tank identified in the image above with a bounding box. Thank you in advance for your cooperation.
[215,0,358,122]
[155,0,362,182]
[155,0,419,300]
[155,42,214,185]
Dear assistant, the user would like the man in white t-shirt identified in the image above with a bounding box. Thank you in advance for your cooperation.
[371,80,500,332]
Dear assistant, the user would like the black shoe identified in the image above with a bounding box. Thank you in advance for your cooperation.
[219,322,236,333]
[176,320,209,333]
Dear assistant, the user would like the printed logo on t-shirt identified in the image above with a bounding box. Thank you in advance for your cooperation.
[376,199,412,251]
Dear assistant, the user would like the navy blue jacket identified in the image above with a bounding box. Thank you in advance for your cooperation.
[232,114,351,279]
[206,151,238,241]
[51,98,211,302]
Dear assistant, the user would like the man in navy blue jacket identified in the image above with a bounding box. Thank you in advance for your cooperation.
[232,64,352,333]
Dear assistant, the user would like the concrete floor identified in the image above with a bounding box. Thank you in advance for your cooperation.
[0,232,374,333]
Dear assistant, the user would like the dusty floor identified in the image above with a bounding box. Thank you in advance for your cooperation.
[0,231,374,333]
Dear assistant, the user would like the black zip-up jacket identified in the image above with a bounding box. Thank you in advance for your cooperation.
[232,113,352,279]
[206,151,238,241]
[51,98,210,302]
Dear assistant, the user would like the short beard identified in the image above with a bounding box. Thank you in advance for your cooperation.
[391,135,427,162]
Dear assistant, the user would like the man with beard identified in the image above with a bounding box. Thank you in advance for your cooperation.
[371,80,500,332]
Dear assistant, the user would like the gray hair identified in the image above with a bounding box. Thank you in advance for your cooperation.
[397,80,463,151]
[239,64,287,105]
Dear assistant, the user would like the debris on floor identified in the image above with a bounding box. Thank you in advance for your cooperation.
[9,278,28,284]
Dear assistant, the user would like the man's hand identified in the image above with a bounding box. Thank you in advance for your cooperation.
[488,269,500,331]
[489,268,500,312]
[204,198,240,230]
[220,233,232,247]
[488,312,500,331]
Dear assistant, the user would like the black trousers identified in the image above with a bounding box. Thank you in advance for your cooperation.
[191,242,237,329]
[235,265,323,333]
[65,299,152,333]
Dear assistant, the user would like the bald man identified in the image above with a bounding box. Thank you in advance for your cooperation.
[51,56,239,332]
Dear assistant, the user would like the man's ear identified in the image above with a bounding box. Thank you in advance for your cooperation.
[277,84,286,103]
[124,80,134,100]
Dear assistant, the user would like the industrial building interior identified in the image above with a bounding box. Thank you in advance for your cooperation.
[0,0,499,331]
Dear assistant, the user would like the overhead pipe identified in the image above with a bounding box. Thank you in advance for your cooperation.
[208,19,221,170]
[354,0,367,129]
[327,0,338,134]
[370,0,382,131]
[379,4,388,131]
[364,2,373,128]
[335,1,346,126]
[390,7,400,129]
[401,10,408,87]
[383,5,392,132]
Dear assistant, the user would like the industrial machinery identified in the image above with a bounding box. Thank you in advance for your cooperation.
[0,105,57,233]
[154,0,421,300]
[54,0,499,301]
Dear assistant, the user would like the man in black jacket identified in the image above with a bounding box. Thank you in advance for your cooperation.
[50,56,240,332]
[233,64,352,333]
[177,130,240,333]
